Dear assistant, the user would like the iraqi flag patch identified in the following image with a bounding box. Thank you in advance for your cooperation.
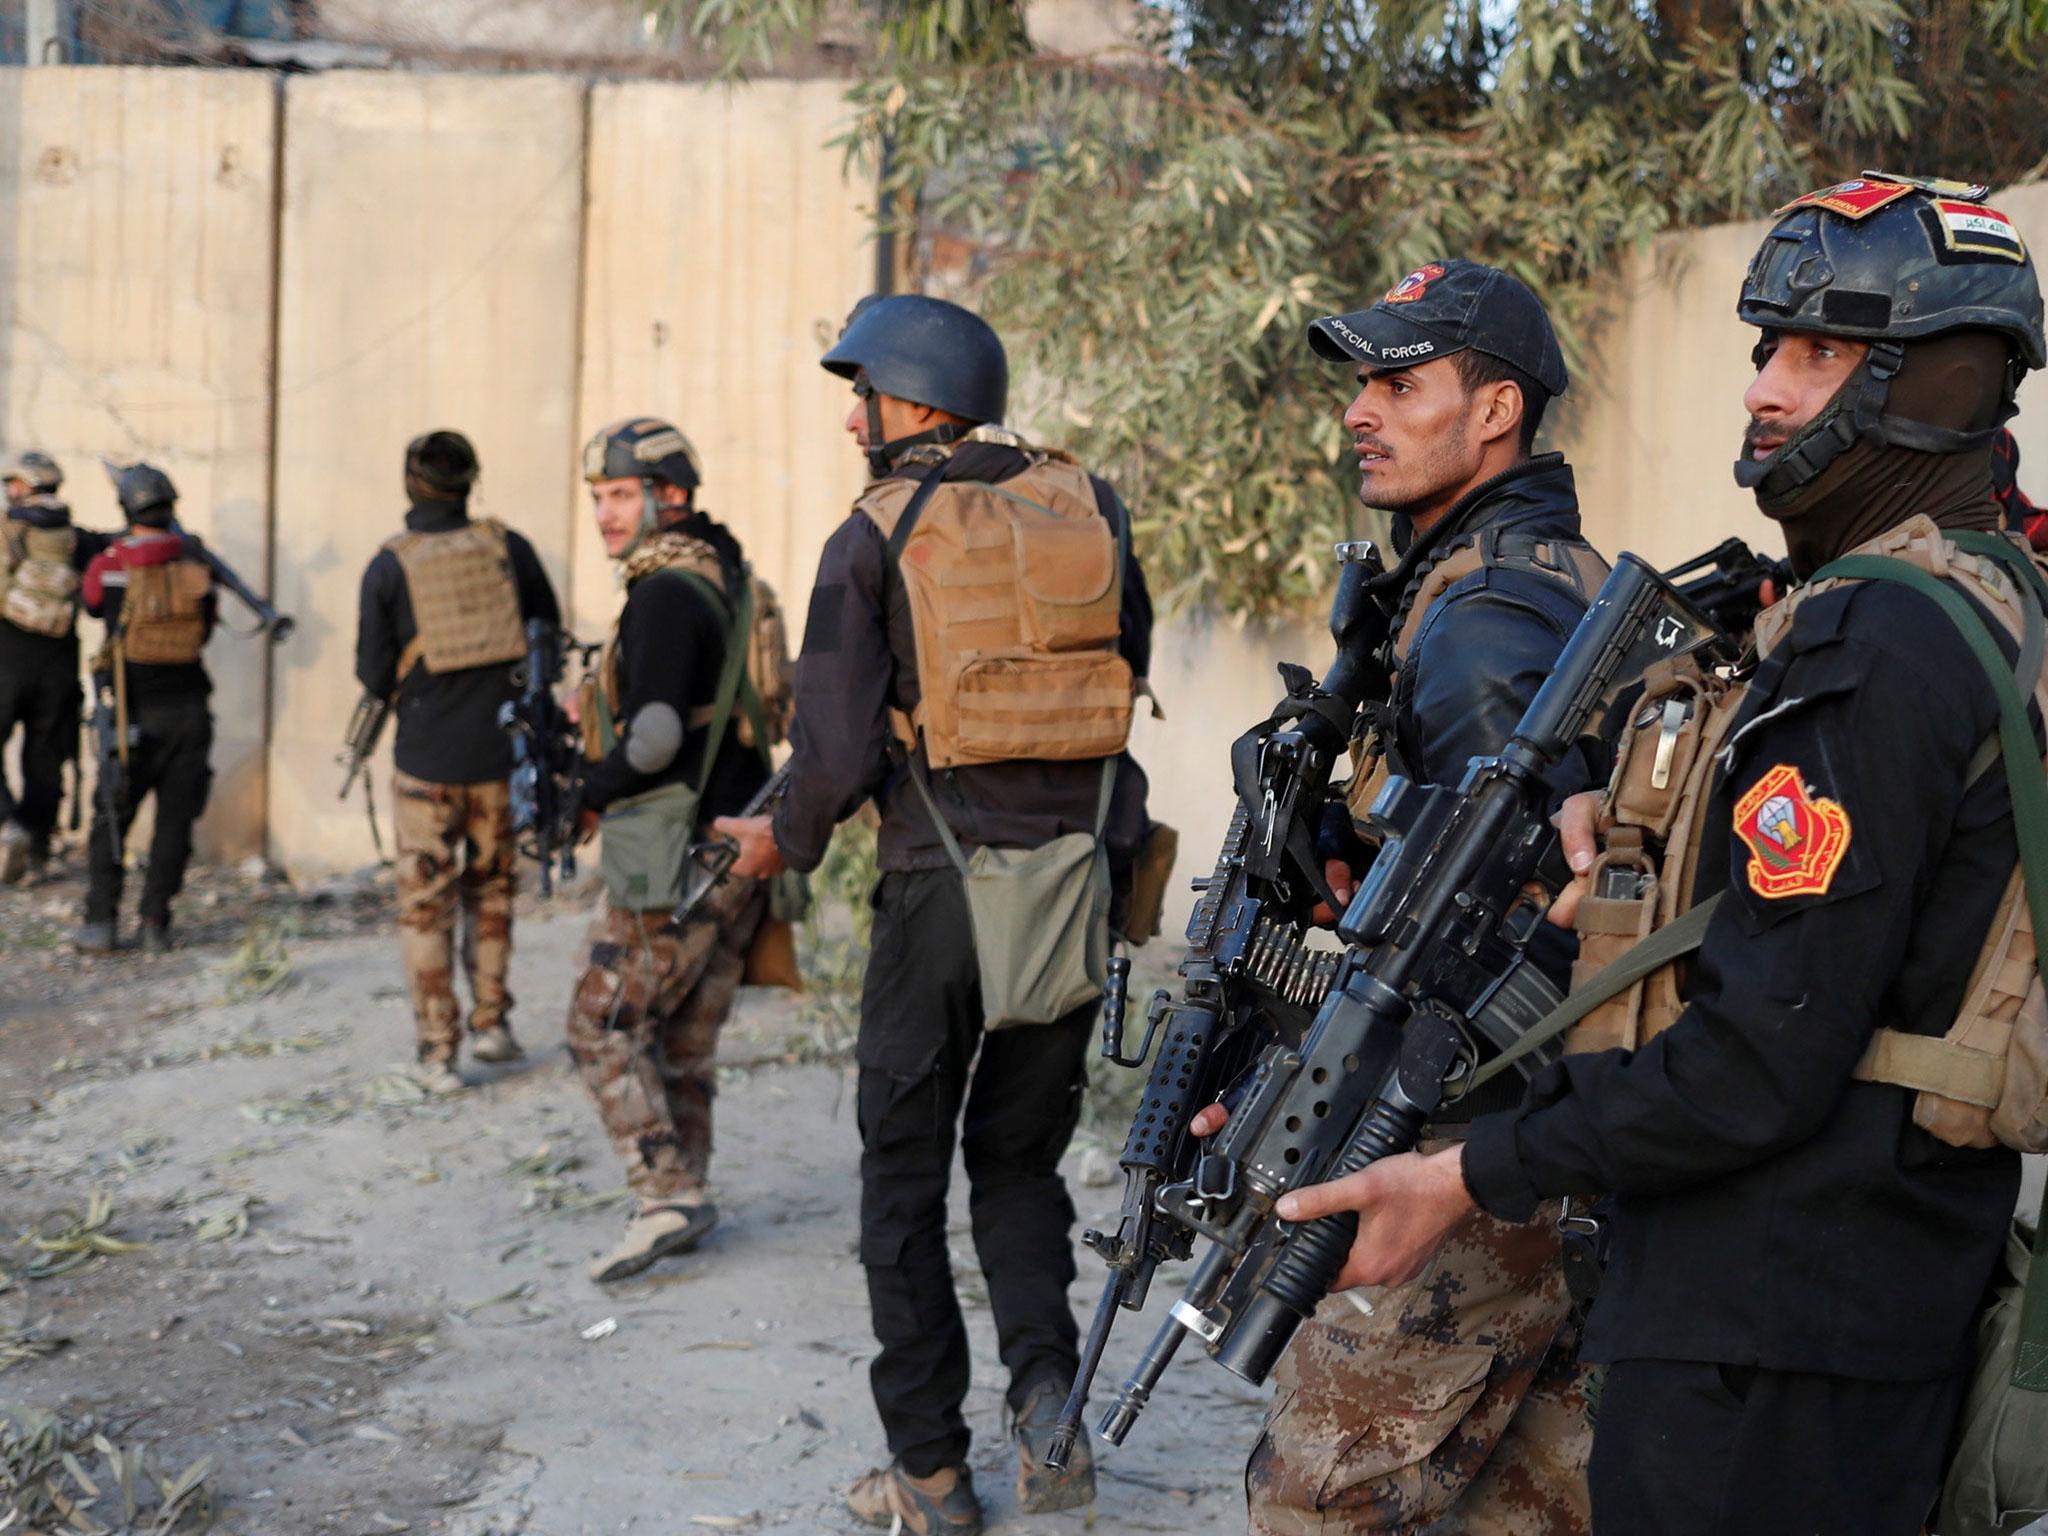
[1934,199,2027,262]
[1774,179,1915,221]
[1734,764,1853,900]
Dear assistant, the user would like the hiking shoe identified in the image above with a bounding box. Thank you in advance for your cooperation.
[468,1026,524,1064]
[1013,1382,1095,1513]
[845,1462,982,1534]
[0,823,28,886]
[413,1061,466,1095]
[72,921,117,954]
[589,1199,719,1283]
[140,923,173,955]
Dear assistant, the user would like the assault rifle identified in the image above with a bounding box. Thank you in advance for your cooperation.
[1662,537,1792,640]
[337,691,392,858]
[665,759,796,928]
[166,521,295,644]
[1049,554,1732,1466]
[498,619,599,897]
[89,662,130,867]
[1047,540,1390,1463]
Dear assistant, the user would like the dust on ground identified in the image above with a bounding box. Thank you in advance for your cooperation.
[0,849,1265,1534]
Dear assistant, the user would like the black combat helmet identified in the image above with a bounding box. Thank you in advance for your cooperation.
[403,430,480,499]
[115,463,178,525]
[822,295,1007,476]
[3,450,62,495]
[1736,173,2045,502]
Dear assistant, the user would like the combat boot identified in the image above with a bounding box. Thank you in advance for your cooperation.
[589,1198,718,1283]
[140,923,173,955]
[468,1025,524,1064]
[845,1462,982,1534]
[0,822,28,886]
[413,1060,465,1095]
[72,921,116,954]
[1012,1381,1095,1514]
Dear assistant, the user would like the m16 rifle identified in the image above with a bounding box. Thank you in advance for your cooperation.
[1049,553,1733,1467]
[337,692,392,857]
[1662,537,1792,640]
[1047,539,1390,1467]
[498,619,600,897]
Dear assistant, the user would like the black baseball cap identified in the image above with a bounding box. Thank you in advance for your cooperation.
[1307,259,1569,397]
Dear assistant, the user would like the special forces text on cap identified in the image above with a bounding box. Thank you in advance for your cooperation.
[1307,259,1570,397]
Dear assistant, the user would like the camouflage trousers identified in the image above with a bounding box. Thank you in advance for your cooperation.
[392,771,516,1065]
[1246,1193,1593,1536]
[562,876,766,1203]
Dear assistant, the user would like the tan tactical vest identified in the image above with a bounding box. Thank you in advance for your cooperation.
[1,514,79,638]
[1573,515,2048,1154]
[857,449,1133,770]
[582,531,793,762]
[120,555,213,664]
[384,517,525,680]
[1345,530,1611,820]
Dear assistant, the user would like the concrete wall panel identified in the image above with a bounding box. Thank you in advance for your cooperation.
[575,79,871,637]
[0,65,279,859]
[269,71,585,874]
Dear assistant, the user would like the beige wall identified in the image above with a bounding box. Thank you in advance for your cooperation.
[0,67,279,856]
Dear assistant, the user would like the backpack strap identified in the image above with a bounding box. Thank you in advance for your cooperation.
[666,569,753,799]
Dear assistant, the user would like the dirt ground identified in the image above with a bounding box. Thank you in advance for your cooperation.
[0,851,1267,1535]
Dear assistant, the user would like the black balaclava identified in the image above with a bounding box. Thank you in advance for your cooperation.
[1751,332,2012,577]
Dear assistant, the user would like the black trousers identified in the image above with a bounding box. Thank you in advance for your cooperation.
[0,643,80,848]
[856,868,1092,1477]
[1589,1358,1967,1536]
[85,696,213,926]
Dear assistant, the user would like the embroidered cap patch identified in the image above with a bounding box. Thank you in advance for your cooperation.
[1773,179,1913,221]
[1383,263,1446,305]
[1734,764,1852,899]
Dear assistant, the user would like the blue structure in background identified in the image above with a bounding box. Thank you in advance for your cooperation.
[2,0,296,64]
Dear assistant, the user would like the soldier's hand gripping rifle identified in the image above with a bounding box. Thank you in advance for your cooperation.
[1051,554,1732,1467]
[662,760,795,931]
[1046,540,1390,1469]
[1661,537,1792,640]
[337,691,392,858]
[498,619,595,898]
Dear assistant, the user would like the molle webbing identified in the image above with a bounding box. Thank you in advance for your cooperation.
[120,558,211,664]
[1390,527,1610,667]
[1,522,79,637]
[386,517,524,679]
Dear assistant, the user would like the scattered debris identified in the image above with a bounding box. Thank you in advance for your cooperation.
[0,1402,214,1533]
[0,1327,72,1374]
[20,1189,146,1279]
[507,1145,628,1218]
[219,919,296,1001]
[578,1318,618,1342]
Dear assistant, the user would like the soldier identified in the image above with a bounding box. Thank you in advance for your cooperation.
[1282,176,2042,1535]
[355,431,561,1091]
[567,417,786,1285]
[716,295,1156,1534]
[1,450,105,886]
[75,465,215,951]
[1208,261,1609,1536]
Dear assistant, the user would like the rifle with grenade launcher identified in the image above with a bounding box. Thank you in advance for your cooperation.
[1048,553,1733,1468]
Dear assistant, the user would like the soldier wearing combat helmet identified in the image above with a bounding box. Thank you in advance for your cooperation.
[1285,174,2044,1534]
[566,417,791,1286]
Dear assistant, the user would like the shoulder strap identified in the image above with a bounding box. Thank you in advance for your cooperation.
[885,463,951,561]
[666,569,751,798]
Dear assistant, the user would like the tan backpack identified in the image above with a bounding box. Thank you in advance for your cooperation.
[858,451,1133,769]
[120,555,212,664]
[1,514,79,638]
[385,517,525,680]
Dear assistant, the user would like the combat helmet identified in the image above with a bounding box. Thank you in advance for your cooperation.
[2,450,62,499]
[582,418,702,557]
[114,463,178,526]
[1736,172,2045,505]
[822,295,1007,477]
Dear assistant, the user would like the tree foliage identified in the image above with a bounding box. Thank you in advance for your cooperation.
[676,0,2048,616]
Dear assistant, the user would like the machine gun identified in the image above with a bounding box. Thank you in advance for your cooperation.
[1046,540,1390,1464]
[1661,537,1791,640]
[337,691,392,858]
[1048,554,1732,1468]
[498,619,599,897]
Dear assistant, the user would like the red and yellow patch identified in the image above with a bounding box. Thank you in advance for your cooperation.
[1383,263,1446,305]
[1772,178,1914,221]
[1734,764,1852,899]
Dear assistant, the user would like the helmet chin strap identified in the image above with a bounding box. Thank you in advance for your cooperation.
[861,385,970,477]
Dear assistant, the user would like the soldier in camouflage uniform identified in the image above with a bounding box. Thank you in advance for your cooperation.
[1238,263,1607,1536]
[355,432,560,1091]
[566,418,775,1285]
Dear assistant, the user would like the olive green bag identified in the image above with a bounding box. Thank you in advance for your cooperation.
[1936,1193,2048,1536]
[600,574,751,912]
[908,757,1114,1030]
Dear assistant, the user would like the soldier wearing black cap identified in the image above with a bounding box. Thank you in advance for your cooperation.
[716,293,1157,1533]
[74,464,218,951]
[355,431,560,1088]
[1238,260,1611,1536]
[1,448,110,886]
[1278,176,2045,1536]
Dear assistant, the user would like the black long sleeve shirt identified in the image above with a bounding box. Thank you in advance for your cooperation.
[1462,578,2024,1381]
[772,443,1154,875]
[578,513,769,822]
[354,499,560,785]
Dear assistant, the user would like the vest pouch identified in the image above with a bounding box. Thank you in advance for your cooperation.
[950,649,1133,765]
[1010,511,1119,651]
[1120,820,1180,946]
[963,831,1111,1030]
[122,561,212,664]
[3,555,77,637]
[1609,668,1713,841]
[1562,841,1659,1056]
[599,782,701,912]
